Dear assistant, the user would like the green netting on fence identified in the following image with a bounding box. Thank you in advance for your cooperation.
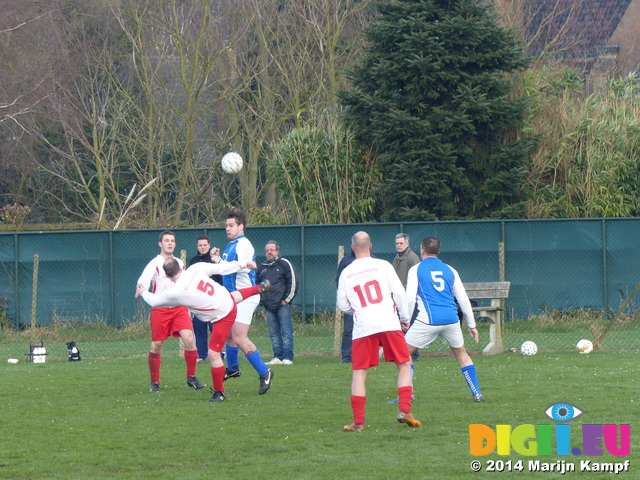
[1,218,639,357]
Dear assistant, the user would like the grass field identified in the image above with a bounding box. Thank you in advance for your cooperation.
[0,351,637,480]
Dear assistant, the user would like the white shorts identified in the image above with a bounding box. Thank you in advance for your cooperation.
[234,296,259,325]
[405,321,465,349]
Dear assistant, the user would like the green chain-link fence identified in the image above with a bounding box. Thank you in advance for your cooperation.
[1,218,639,360]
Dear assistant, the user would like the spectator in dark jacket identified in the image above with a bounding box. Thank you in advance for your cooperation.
[189,235,223,362]
[256,241,298,365]
[335,248,356,364]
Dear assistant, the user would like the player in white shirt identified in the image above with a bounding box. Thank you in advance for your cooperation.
[136,257,271,402]
[337,231,422,431]
[136,230,204,393]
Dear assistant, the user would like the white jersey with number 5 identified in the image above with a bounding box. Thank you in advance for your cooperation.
[141,262,246,323]
[337,257,409,340]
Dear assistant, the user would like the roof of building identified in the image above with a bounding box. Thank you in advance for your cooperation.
[524,0,632,73]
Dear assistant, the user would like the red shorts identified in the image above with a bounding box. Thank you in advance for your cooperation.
[150,306,192,342]
[352,330,411,370]
[209,303,237,352]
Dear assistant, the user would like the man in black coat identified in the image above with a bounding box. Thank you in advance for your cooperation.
[335,249,356,363]
[189,235,222,362]
[256,241,298,365]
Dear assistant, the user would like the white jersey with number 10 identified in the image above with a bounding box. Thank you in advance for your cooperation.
[336,257,409,340]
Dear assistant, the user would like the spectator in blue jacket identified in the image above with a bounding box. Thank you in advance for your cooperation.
[256,241,298,365]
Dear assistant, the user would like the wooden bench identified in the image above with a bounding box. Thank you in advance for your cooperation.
[463,282,511,355]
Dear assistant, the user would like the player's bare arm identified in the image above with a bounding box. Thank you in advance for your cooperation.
[469,327,479,343]
[135,284,146,298]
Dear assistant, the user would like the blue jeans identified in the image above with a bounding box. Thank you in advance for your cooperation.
[265,304,294,361]
[192,315,212,359]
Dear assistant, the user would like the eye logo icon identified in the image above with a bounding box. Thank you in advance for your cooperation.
[545,403,583,422]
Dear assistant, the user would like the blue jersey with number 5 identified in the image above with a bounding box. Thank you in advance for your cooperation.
[413,257,459,325]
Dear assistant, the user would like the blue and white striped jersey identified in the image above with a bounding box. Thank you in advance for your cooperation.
[221,235,256,291]
[406,257,475,328]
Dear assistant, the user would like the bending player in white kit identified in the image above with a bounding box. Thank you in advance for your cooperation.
[136,257,271,402]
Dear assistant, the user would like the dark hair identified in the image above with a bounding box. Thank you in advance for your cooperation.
[422,237,441,255]
[163,258,181,278]
[159,230,175,242]
[197,235,210,243]
[226,208,247,228]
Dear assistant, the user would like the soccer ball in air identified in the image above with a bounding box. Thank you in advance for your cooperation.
[520,341,537,356]
[221,152,243,174]
[576,339,593,354]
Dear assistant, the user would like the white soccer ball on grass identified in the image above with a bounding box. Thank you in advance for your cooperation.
[520,341,537,356]
[221,152,243,174]
[576,339,593,354]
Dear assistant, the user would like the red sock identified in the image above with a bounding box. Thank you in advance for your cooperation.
[211,366,225,392]
[237,285,261,300]
[398,386,413,414]
[148,352,161,384]
[351,395,366,425]
[184,349,198,377]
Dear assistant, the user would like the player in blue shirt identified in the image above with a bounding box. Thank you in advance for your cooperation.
[405,237,484,402]
[212,208,274,395]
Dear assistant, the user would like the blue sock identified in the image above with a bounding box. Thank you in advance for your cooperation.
[225,345,240,371]
[461,365,481,397]
[246,350,268,376]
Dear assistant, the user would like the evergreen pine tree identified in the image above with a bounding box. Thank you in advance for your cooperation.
[340,0,536,220]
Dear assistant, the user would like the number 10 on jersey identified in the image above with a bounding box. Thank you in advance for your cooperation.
[353,280,383,306]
